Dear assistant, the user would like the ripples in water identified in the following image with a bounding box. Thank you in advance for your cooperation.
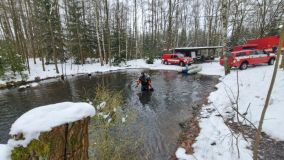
[0,69,218,159]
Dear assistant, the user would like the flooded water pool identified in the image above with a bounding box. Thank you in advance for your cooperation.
[0,69,218,159]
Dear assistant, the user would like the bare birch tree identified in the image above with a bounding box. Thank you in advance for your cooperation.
[253,23,284,160]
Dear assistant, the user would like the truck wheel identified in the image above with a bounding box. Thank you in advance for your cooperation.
[268,58,275,65]
[240,62,248,70]
[179,62,185,66]
[165,61,168,65]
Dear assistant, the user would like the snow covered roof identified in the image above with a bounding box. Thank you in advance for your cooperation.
[8,102,95,148]
[174,46,223,50]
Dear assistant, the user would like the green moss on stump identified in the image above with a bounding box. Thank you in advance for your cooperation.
[10,118,90,160]
[11,139,50,160]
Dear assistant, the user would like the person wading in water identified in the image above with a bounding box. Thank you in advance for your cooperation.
[136,72,153,91]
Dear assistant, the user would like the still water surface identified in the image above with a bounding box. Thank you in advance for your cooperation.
[0,69,218,159]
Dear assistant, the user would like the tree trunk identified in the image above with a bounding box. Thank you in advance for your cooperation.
[24,0,37,65]
[281,51,284,69]
[259,0,268,37]
[11,117,91,160]
[175,0,180,47]
[100,17,106,62]
[95,0,103,66]
[47,10,59,74]
[134,0,138,59]
[253,23,284,160]
[221,0,230,75]
[167,0,173,51]
[39,44,46,71]
[116,0,121,58]
[280,25,284,68]
[104,0,111,65]
[18,0,31,74]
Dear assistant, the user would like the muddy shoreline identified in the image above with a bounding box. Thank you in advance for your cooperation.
[171,75,219,159]
[172,74,284,160]
[171,93,214,159]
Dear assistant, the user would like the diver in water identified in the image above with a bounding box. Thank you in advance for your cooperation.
[136,72,153,91]
[181,64,189,74]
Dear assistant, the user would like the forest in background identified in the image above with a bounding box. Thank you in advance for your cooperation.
[0,0,283,76]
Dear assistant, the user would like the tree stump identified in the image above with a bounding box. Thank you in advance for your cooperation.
[11,117,91,160]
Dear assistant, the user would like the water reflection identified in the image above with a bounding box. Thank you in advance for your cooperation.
[138,92,153,106]
[0,69,218,160]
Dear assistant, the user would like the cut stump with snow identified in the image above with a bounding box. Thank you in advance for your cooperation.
[6,102,95,160]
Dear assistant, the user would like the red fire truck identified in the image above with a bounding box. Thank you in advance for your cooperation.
[162,53,193,66]
[232,36,284,53]
[220,35,284,70]
[220,50,276,70]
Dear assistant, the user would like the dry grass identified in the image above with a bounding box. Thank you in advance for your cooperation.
[89,85,142,160]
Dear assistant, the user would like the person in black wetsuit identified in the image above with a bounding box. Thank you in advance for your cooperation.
[136,72,152,91]
[181,64,189,74]
[272,46,277,53]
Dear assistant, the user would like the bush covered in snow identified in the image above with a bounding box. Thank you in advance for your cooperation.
[0,40,26,77]
[145,53,154,64]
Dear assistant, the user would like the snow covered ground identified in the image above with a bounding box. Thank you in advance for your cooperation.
[0,102,95,160]
[176,63,284,160]
[0,58,226,86]
[0,59,183,86]
[1,58,283,159]
[0,144,11,160]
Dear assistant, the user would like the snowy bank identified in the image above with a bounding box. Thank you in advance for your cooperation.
[0,58,221,87]
[208,65,284,140]
[199,61,224,76]
[176,63,284,159]
[0,144,11,160]
[0,59,183,86]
